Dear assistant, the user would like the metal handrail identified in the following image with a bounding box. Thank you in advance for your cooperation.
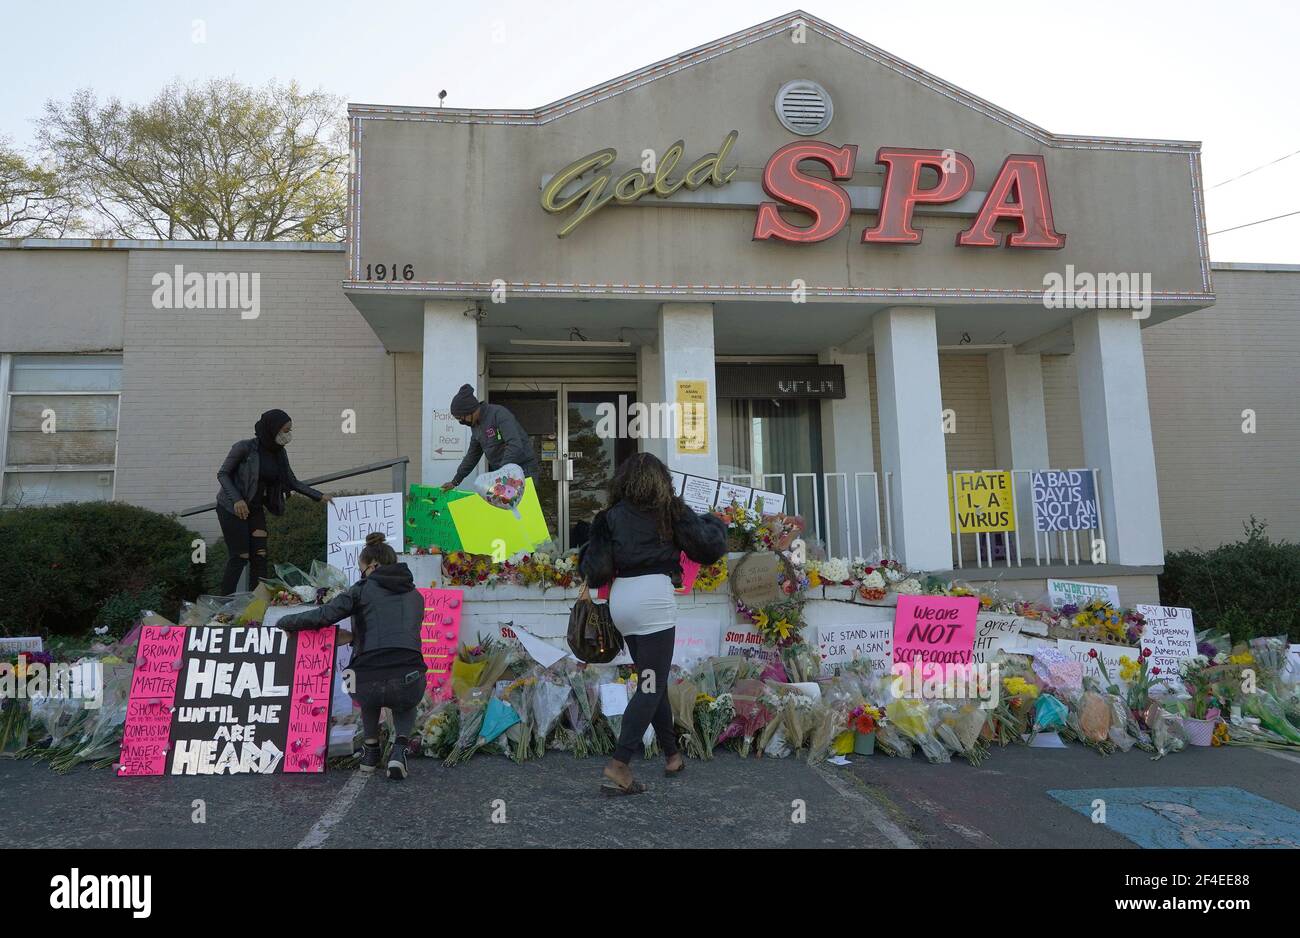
[178,456,409,517]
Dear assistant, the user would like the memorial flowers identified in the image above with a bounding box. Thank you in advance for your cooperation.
[693,557,728,592]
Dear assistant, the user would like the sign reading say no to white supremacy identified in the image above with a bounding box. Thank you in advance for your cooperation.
[1031,469,1099,532]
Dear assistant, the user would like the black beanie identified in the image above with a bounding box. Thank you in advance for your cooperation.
[449,384,479,418]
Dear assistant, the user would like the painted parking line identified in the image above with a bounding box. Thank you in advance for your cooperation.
[1048,786,1300,849]
[296,771,370,848]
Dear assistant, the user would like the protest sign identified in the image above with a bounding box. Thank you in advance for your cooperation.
[680,474,719,513]
[892,595,980,677]
[949,471,1015,533]
[971,612,1027,665]
[419,587,464,701]
[119,622,335,776]
[327,493,403,584]
[1048,578,1120,609]
[730,552,786,608]
[1135,605,1197,692]
[716,480,753,510]
[449,477,550,554]
[1031,469,1099,532]
[817,622,892,674]
[672,611,722,668]
[0,636,43,655]
[750,489,786,516]
[1056,639,1133,690]
[405,484,473,551]
[675,379,709,454]
[721,621,780,665]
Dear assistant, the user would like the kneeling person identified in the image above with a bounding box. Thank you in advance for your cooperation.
[278,532,425,780]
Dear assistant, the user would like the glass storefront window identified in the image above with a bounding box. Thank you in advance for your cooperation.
[718,397,823,490]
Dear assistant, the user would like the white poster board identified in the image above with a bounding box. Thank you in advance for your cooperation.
[0,636,43,655]
[671,611,723,669]
[750,489,786,516]
[1135,604,1197,692]
[722,621,780,665]
[1056,639,1134,689]
[971,613,1027,665]
[715,480,754,510]
[816,622,892,675]
[681,475,720,514]
[1047,578,1120,610]
[326,492,404,585]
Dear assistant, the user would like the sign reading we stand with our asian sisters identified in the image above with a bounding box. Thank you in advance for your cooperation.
[119,621,335,776]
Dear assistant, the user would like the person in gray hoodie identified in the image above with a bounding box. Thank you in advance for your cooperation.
[277,532,425,780]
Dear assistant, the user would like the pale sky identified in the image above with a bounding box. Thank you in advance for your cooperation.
[3,0,1296,262]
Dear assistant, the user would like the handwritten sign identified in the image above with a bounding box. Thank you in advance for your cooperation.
[971,612,1027,664]
[892,595,980,678]
[1048,578,1120,610]
[715,480,753,510]
[327,493,404,584]
[419,587,463,701]
[1135,605,1197,692]
[405,484,472,551]
[721,621,780,665]
[0,636,43,655]
[730,552,786,609]
[119,622,336,776]
[1056,639,1133,690]
[750,489,786,516]
[817,622,892,674]
[949,471,1015,533]
[1031,469,1099,532]
[672,612,721,668]
[680,474,720,514]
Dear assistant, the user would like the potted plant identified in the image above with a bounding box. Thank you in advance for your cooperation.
[1179,655,1223,746]
[848,704,882,755]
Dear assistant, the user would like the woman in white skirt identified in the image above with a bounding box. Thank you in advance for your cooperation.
[579,453,727,795]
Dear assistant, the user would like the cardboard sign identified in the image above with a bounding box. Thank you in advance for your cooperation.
[1135,604,1197,692]
[448,477,550,554]
[730,552,786,609]
[119,622,335,776]
[675,379,709,454]
[405,484,473,551]
[949,470,1015,533]
[419,587,464,701]
[721,621,780,665]
[0,636,43,655]
[891,595,980,676]
[817,622,892,674]
[327,493,404,584]
[1031,469,1099,532]
[1056,639,1133,689]
[971,612,1027,664]
[1048,578,1120,609]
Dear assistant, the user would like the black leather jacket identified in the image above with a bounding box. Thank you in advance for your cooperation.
[579,499,727,586]
[216,438,322,516]
[277,563,424,669]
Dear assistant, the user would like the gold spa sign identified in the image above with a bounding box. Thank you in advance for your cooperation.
[540,131,739,237]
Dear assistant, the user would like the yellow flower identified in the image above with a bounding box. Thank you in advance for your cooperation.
[1002,676,1039,698]
[774,620,792,641]
[1118,656,1140,683]
[1229,652,1254,666]
[695,692,715,705]
[755,611,770,628]
[808,571,822,588]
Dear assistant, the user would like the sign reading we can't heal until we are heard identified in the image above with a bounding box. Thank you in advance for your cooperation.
[119,622,335,776]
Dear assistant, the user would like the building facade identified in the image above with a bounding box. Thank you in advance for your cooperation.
[2,12,1297,601]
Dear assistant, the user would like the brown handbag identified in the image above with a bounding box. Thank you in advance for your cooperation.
[567,583,624,663]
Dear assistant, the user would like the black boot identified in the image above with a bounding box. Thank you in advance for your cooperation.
[359,739,382,775]
[387,737,410,780]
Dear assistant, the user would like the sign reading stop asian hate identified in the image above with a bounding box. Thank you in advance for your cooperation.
[1031,469,1099,532]
[949,471,1015,533]
[892,595,980,679]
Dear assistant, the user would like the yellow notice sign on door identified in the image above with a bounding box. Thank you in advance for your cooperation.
[949,470,1015,533]
[675,380,709,455]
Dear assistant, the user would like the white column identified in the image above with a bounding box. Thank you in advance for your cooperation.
[1073,309,1164,565]
[657,303,718,479]
[421,299,480,486]
[872,307,952,571]
[987,348,1050,554]
[637,340,667,462]
[819,347,876,557]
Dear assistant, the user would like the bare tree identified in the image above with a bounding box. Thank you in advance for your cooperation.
[38,78,347,241]
[0,140,75,237]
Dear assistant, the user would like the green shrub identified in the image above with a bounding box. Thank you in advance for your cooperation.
[0,502,205,638]
[1160,518,1300,643]
[202,491,367,593]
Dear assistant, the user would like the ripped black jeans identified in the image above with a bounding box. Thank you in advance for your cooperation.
[216,503,268,595]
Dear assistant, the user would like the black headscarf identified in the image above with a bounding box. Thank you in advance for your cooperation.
[253,409,292,492]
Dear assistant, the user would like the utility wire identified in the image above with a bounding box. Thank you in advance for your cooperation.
[1208,210,1300,236]
[1209,148,1300,188]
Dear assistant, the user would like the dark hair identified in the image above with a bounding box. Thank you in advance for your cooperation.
[359,531,397,567]
[609,452,681,543]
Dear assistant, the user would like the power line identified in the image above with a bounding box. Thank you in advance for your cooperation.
[1209,148,1300,188]
[1208,210,1300,236]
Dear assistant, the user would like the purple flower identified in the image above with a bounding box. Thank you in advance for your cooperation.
[1197,641,1218,657]
[29,651,53,666]
[1061,603,1079,617]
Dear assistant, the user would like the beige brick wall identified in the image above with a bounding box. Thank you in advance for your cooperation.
[114,248,417,542]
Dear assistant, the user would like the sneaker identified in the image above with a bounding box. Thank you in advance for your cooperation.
[359,740,382,775]
[387,738,410,780]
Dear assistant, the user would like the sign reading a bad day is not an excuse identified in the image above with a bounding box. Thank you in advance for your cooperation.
[892,595,980,678]
[1031,469,1099,532]
[119,623,335,776]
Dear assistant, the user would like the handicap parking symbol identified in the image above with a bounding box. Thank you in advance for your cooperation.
[1049,786,1300,848]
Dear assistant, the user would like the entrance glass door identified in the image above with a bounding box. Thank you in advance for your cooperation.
[488,383,638,551]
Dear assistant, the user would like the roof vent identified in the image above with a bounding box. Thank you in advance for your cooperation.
[775,80,833,136]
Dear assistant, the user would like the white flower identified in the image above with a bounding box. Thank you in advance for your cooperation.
[860,570,886,590]
[884,566,905,583]
[821,558,850,583]
[894,578,923,595]
[533,552,552,565]
[93,625,109,636]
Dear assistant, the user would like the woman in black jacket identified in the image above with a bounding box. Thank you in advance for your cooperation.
[278,532,426,780]
[215,408,329,595]
[579,452,727,795]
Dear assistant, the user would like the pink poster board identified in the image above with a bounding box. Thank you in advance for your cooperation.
[283,626,337,773]
[419,587,464,701]
[891,595,980,679]
[118,623,186,776]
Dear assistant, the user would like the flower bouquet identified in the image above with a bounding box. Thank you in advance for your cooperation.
[851,559,888,601]
[721,678,772,757]
[848,703,883,755]
[551,664,616,758]
[693,692,735,759]
[474,463,526,517]
[693,557,728,592]
[417,699,460,759]
[886,694,950,763]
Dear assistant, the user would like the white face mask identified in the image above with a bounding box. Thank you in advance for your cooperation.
[276,430,292,446]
